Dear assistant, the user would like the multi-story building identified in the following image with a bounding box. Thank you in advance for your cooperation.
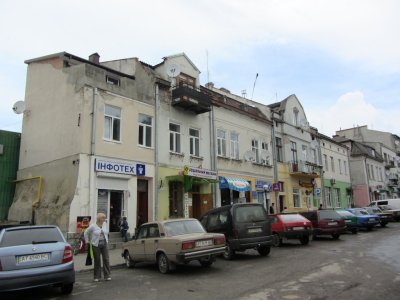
[268,95,323,212]
[8,52,156,235]
[318,133,352,208]
[0,130,21,220]
[335,125,400,199]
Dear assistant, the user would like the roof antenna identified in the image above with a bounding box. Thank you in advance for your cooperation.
[251,73,258,100]
[206,49,210,85]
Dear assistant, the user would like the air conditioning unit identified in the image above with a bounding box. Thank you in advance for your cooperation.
[330,178,336,185]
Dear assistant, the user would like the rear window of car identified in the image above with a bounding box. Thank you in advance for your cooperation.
[318,210,342,220]
[234,205,267,223]
[0,227,64,247]
[279,214,308,222]
[164,220,205,236]
[336,210,354,217]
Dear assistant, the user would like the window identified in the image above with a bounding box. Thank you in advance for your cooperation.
[370,165,375,180]
[291,141,297,162]
[338,159,342,174]
[217,129,227,157]
[252,139,260,163]
[311,148,317,164]
[301,145,308,161]
[376,166,379,181]
[104,105,121,141]
[293,188,301,208]
[366,164,371,179]
[333,188,340,207]
[330,156,335,172]
[293,107,299,126]
[344,161,348,175]
[276,137,283,162]
[325,187,332,207]
[379,167,383,181]
[106,75,120,86]
[323,154,329,171]
[189,128,200,157]
[138,114,152,147]
[230,132,239,159]
[261,141,269,164]
[169,123,181,153]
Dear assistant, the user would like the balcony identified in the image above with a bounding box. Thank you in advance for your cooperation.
[171,85,212,114]
[289,160,321,178]
[384,161,395,169]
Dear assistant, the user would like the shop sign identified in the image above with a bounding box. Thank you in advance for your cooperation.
[314,188,321,196]
[136,164,146,176]
[256,180,272,191]
[95,159,137,175]
[272,182,282,192]
[183,165,217,180]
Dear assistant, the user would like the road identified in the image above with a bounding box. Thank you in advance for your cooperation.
[3,223,400,300]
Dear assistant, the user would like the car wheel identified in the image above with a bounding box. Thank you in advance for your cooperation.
[199,257,214,267]
[299,235,309,245]
[157,253,170,274]
[366,226,373,231]
[272,233,281,247]
[60,283,73,295]
[223,242,235,260]
[332,233,340,240]
[124,251,135,268]
[257,246,271,256]
[351,228,358,234]
[381,222,387,227]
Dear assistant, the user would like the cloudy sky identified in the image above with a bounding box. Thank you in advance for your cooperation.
[1,0,399,137]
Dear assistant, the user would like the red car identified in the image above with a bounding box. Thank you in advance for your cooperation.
[270,213,313,246]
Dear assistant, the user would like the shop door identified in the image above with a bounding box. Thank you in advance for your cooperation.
[109,191,123,232]
[137,179,148,227]
[169,181,183,217]
[279,195,285,212]
[191,184,201,219]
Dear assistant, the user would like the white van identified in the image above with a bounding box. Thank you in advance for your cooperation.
[369,198,400,209]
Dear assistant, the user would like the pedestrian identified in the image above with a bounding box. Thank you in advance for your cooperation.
[119,216,129,242]
[269,203,275,214]
[84,212,111,282]
[319,204,323,210]
[282,206,288,213]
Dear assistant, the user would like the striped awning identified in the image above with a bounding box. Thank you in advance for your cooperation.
[219,176,250,192]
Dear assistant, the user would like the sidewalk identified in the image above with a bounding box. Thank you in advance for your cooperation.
[73,247,125,272]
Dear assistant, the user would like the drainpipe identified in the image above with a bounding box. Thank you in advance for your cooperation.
[317,137,325,208]
[154,83,159,220]
[364,157,371,204]
[210,105,217,207]
[271,118,279,212]
[90,87,98,219]
[13,176,42,224]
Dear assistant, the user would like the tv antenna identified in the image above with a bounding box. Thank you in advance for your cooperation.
[251,73,258,99]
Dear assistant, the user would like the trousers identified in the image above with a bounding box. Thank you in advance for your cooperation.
[92,244,110,279]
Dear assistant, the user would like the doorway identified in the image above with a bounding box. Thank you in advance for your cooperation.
[191,184,201,219]
[137,179,148,227]
[279,195,285,212]
[109,191,123,232]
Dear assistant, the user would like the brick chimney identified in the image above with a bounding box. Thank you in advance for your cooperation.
[89,53,100,64]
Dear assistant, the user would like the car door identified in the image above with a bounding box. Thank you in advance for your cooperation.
[130,226,147,261]
[144,224,161,262]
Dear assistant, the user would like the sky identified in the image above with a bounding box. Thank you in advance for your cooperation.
[1,0,399,137]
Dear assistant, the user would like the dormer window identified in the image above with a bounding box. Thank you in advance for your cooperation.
[293,107,299,126]
[106,75,120,86]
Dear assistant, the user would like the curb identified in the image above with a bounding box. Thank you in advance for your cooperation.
[76,263,126,274]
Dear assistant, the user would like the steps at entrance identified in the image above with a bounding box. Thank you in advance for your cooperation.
[108,231,131,250]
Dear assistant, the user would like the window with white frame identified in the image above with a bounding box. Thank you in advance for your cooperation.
[330,156,335,172]
[293,188,301,208]
[217,129,227,157]
[252,139,260,163]
[370,165,375,180]
[312,148,317,164]
[325,187,332,207]
[261,141,269,164]
[104,104,121,141]
[138,114,152,147]
[323,154,329,171]
[230,132,239,160]
[376,166,379,181]
[344,160,348,175]
[301,145,308,161]
[291,141,297,163]
[366,164,371,179]
[189,128,200,157]
[169,123,181,153]
[379,167,383,181]
[333,188,340,207]
[293,107,299,126]
[338,159,342,174]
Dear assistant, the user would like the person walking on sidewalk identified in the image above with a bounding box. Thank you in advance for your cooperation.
[84,212,111,282]
[119,216,129,242]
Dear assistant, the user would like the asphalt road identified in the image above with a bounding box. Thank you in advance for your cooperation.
[3,223,400,300]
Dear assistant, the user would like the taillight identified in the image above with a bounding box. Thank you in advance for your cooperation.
[62,245,73,263]
[213,236,226,245]
[181,241,196,250]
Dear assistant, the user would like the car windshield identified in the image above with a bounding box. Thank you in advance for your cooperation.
[234,205,267,222]
[357,209,369,215]
[319,210,342,220]
[163,220,205,236]
[0,227,64,247]
[336,210,354,217]
[280,214,308,222]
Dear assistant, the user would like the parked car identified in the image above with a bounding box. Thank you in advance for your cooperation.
[121,218,225,274]
[0,225,75,294]
[270,213,313,246]
[200,203,273,260]
[300,210,346,240]
[378,204,400,221]
[369,198,400,210]
[335,209,358,234]
[363,206,392,227]
[345,208,380,231]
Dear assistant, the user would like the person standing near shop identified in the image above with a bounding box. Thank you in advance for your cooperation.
[84,212,111,282]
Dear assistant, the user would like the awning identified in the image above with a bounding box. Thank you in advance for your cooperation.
[219,176,250,192]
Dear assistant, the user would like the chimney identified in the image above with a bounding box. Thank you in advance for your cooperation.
[89,53,100,64]
[205,82,214,89]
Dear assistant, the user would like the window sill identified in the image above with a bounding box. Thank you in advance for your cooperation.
[252,162,272,168]
[170,151,185,157]
[217,155,230,160]
[138,144,154,150]
[103,138,122,144]
[190,155,203,161]
[230,158,242,162]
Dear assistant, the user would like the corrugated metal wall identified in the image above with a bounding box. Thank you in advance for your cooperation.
[0,130,21,220]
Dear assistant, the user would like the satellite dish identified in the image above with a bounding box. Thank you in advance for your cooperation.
[244,150,256,162]
[12,101,26,114]
[166,64,181,78]
[310,140,319,149]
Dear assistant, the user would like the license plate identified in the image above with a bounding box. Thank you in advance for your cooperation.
[195,240,213,247]
[248,228,262,233]
[328,222,337,226]
[293,227,304,230]
[17,253,50,264]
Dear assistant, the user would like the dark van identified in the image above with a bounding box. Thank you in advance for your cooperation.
[200,203,273,259]
[300,210,346,240]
